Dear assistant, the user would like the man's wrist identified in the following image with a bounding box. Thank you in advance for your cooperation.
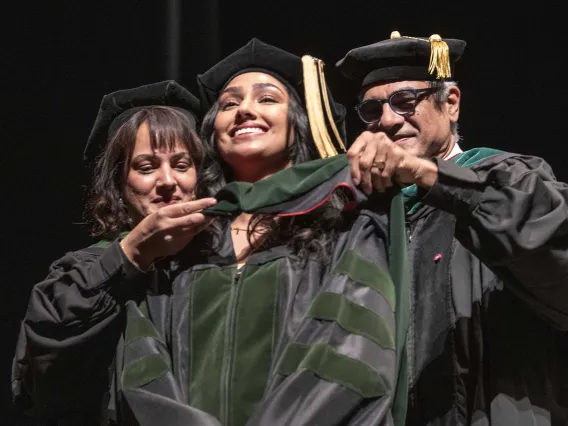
[415,159,439,188]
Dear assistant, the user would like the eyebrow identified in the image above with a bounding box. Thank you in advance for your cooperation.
[364,86,421,101]
[131,151,190,163]
[221,82,285,96]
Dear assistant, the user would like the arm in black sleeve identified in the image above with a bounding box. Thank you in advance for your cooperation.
[12,240,151,419]
[422,154,568,328]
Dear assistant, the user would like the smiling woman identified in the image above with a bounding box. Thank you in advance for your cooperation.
[214,73,293,181]
[199,68,318,195]
[198,40,349,266]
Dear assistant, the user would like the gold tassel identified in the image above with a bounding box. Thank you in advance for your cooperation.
[302,55,332,158]
[428,34,451,79]
[301,55,345,158]
[317,60,346,153]
[389,30,452,79]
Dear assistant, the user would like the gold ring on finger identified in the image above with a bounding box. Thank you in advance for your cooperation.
[372,161,386,171]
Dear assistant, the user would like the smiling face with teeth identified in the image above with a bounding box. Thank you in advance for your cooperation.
[214,72,293,182]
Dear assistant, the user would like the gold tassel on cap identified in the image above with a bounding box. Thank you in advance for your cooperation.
[389,30,452,79]
[317,60,346,153]
[301,55,346,159]
[427,34,451,79]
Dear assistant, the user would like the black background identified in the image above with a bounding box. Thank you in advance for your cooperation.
[2,1,565,424]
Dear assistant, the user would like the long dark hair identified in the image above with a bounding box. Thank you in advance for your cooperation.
[85,106,204,240]
[199,87,350,263]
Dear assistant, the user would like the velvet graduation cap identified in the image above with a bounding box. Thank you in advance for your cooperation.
[336,30,467,89]
[197,37,347,159]
[84,80,200,164]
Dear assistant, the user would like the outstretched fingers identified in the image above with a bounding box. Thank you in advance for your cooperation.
[162,197,217,219]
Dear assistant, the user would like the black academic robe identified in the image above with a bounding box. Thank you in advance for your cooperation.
[403,150,568,425]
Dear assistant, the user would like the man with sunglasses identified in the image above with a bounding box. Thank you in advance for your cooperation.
[336,31,568,425]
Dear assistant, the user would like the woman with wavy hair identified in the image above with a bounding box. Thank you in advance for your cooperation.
[12,80,216,425]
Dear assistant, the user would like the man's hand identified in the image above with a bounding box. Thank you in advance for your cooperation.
[347,131,438,194]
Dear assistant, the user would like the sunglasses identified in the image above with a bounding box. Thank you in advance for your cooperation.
[355,87,440,124]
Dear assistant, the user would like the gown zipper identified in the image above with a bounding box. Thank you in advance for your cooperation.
[220,267,243,426]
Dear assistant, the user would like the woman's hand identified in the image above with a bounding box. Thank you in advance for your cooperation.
[120,197,217,270]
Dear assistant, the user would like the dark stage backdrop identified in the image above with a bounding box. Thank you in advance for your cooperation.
[2,1,565,424]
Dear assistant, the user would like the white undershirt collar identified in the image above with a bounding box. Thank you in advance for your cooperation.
[443,142,463,160]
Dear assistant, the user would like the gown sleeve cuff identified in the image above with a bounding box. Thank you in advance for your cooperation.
[96,240,152,303]
[420,158,482,216]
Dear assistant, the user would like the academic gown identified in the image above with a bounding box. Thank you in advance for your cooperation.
[403,148,568,425]
[12,156,407,426]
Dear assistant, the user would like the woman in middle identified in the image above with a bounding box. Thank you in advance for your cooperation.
[172,38,399,426]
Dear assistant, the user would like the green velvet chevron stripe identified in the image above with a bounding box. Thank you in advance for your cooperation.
[121,354,170,390]
[125,316,165,345]
[276,343,388,398]
[332,249,395,308]
[121,300,171,391]
[307,292,395,350]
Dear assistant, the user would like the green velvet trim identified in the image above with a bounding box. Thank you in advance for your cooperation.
[204,154,349,215]
[389,192,411,426]
[332,249,395,308]
[230,262,281,426]
[125,316,164,345]
[121,354,170,391]
[276,343,388,398]
[137,298,150,318]
[308,292,395,351]
[403,147,505,215]
[89,240,110,249]
[188,267,234,420]
[89,231,130,248]
[452,147,505,168]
